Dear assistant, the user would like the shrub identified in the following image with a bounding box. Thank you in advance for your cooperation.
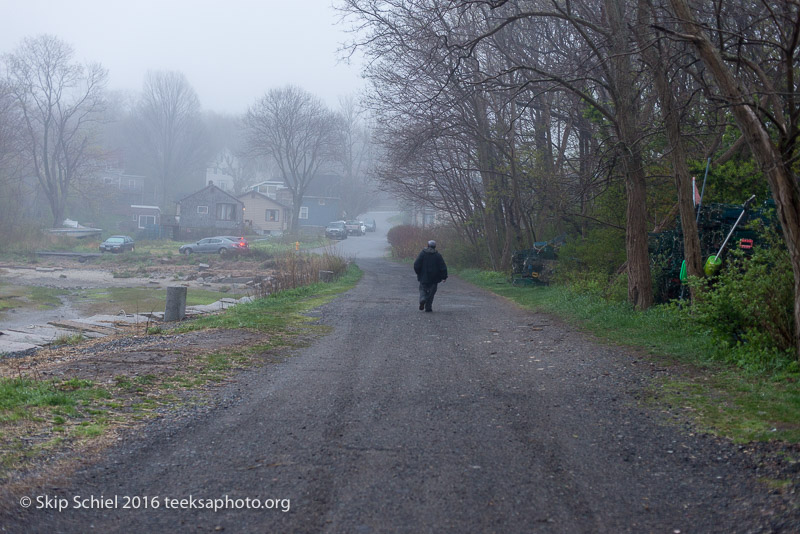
[689,222,795,370]
[557,227,626,278]
[387,225,430,259]
[553,228,627,302]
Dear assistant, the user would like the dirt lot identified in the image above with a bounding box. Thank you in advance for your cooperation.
[0,253,275,291]
[0,254,276,331]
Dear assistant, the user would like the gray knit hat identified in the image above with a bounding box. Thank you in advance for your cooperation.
[428,240,436,248]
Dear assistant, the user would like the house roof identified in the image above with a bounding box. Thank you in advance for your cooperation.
[237,190,291,209]
[178,183,243,205]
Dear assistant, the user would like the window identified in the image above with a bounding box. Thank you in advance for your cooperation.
[299,206,309,220]
[197,205,209,215]
[138,215,156,229]
[216,203,236,221]
[265,209,279,222]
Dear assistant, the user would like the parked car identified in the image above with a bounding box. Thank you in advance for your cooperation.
[99,235,135,253]
[363,218,377,232]
[345,220,364,236]
[179,236,249,255]
[325,221,348,240]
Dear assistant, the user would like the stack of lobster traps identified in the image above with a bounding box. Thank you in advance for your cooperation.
[510,235,565,286]
[649,200,774,302]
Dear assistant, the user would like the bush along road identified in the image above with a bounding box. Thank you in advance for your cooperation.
[2,257,798,532]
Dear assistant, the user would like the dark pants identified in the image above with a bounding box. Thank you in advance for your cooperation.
[419,282,438,310]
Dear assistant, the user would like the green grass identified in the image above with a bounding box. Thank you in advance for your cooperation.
[459,269,800,443]
[180,263,362,333]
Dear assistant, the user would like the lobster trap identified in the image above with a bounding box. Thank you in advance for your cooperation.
[511,239,561,286]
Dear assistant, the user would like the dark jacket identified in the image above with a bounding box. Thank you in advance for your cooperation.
[414,247,448,284]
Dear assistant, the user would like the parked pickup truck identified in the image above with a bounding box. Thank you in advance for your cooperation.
[344,220,364,236]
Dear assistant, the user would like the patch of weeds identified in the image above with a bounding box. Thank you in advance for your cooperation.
[112,271,136,279]
[52,332,86,346]
[72,422,105,439]
[146,326,163,335]
[135,374,157,385]
[650,372,800,443]
[0,378,75,411]
[113,376,133,390]
[758,478,794,491]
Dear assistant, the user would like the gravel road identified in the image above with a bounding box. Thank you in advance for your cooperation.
[2,218,797,533]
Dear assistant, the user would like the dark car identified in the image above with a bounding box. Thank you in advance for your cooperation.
[325,221,347,240]
[99,235,135,253]
[363,218,377,232]
[179,236,249,255]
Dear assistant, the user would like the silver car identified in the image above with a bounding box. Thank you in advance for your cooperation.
[179,236,249,255]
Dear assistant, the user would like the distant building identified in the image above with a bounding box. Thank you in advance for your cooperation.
[204,149,237,192]
[238,190,290,235]
[176,183,244,238]
[298,195,342,228]
[130,205,161,229]
[246,175,345,232]
[97,169,155,205]
[248,180,286,200]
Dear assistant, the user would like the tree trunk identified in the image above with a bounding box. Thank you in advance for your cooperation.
[607,0,653,309]
[669,0,800,360]
[636,1,704,298]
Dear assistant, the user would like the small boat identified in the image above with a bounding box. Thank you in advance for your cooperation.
[44,219,102,239]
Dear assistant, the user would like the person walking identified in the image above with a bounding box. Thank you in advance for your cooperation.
[413,240,448,312]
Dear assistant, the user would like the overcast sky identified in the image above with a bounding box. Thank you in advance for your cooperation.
[0,0,365,115]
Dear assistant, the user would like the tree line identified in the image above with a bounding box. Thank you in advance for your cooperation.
[338,0,800,360]
[0,35,375,235]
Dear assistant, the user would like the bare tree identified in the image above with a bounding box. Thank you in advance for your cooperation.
[0,79,28,235]
[243,86,341,232]
[128,71,208,210]
[4,35,107,227]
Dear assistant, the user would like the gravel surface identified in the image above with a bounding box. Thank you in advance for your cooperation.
[1,256,798,533]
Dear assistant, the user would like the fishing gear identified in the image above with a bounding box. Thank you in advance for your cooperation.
[703,194,756,276]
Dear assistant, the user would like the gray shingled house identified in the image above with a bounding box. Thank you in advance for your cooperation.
[177,183,244,239]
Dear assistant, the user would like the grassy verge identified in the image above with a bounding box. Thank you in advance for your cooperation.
[0,263,362,480]
[178,263,362,334]
[458,269,800,443]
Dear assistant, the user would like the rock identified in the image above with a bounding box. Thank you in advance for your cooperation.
[198,263,210,270]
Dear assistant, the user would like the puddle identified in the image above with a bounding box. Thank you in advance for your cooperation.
[0,294,81,331]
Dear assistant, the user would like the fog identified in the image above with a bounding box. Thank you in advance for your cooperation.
[0,0,364,113]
